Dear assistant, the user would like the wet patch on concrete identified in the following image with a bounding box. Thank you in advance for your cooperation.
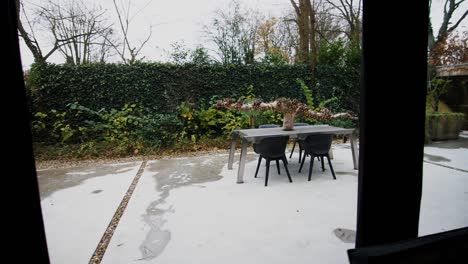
[424,153,451,162]
[428,137,468,149]
[138,155,232,260]
[37,162,139,200]
[333,228,356,243]
[139,206,173,260]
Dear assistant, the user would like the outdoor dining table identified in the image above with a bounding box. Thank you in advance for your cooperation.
[228,125,358,183]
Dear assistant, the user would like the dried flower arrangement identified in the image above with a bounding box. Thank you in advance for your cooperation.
[215,97,357,130]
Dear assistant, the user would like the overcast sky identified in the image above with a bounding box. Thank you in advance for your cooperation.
[19,0,467,69]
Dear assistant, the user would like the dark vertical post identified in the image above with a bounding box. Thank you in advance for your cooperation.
[7,0,50,261]
[356,0,428,247]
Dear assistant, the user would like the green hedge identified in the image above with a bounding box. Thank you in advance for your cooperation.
[425,112,465,143]
[27,62,361,114]
[28,63,314,114]
[314,64,360,113]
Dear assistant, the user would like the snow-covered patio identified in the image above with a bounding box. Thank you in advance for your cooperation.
[37,136,468,264]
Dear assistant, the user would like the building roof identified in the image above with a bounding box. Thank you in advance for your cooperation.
[436,63,468,77]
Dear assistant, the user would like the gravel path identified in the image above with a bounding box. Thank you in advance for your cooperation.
[34,148,232,170]
[89,160,148,264]
[34,139,351,170]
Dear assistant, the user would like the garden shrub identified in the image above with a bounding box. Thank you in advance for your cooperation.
[28,63,313,114]
[32,102,182,149]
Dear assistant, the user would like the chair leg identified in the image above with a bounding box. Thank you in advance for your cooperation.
[321,156,325,171]
[254,156,262,178]
[289,141,296,158]
[299,151,307,173]
[282,157,292,183]
[265,159,270,186]
[308,154,315,181]
[326,154,336,180]
[283,155,288,164]
[298,145,302,163]
[276,159,281,174]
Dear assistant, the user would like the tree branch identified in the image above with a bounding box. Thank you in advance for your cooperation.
[447,9,468,33]
[290,0,301,15]
[16,0,44,62]
[134,25,152,56]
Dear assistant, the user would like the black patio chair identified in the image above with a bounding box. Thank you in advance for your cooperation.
[298,134,336,181]
[253,136,292,186]
[288,122,310,162]
[258,124,288,165]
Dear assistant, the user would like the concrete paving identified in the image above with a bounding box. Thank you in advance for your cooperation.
[423,135,468,171]
[420,134,468,236]
[37,161,142,264]
[37,137,468,264]
[102,146,358,264]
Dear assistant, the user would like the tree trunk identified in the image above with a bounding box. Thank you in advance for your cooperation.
[306,0,316,74]
[299,0,310,65]
[291,0,311,65]
[15,0,45,63]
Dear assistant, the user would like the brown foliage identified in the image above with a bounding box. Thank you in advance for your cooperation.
[429,31,468,66]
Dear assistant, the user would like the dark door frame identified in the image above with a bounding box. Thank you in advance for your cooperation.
[355,0,428,247]
[7,0,50,262]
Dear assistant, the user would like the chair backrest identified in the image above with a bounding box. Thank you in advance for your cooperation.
[259,124,279,128]
[253,136,289,157]
[294,122,310,126]
[302,134,333,155]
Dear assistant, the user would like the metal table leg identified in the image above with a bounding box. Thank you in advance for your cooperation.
[349,133,359,169]
[237,138,248,183]
[228,131,238,170]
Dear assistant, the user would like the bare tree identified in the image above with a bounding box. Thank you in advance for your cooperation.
[37,0,113,65]
[167,41,215,65]
[16,0,45,63]
[110,0,153,64]
[204,0,261,65]
[314,0,343,45]
[205,8,242,65]
[278,15,300,63]
[242,9,263,64]
[93,28,117,63]
[325,0,362,47]
[16,0,114,64]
